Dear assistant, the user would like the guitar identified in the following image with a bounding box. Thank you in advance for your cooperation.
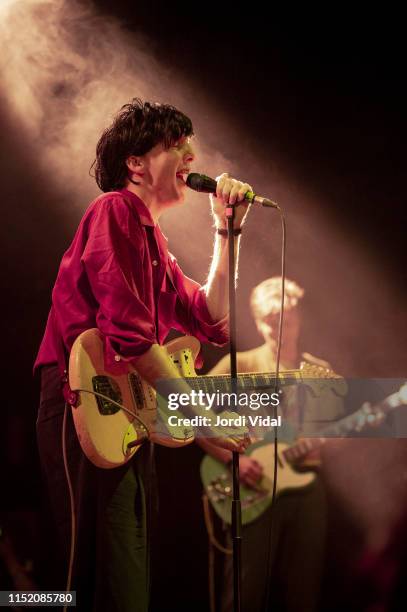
[68,329,343,469]
[201,382,407,525]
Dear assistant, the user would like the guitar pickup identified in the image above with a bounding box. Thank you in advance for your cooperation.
[92,376,122,415]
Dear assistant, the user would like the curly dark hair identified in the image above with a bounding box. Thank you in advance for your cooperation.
[92,98,194,192]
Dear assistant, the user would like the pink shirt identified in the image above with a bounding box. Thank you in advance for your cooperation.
[34,188,228,373]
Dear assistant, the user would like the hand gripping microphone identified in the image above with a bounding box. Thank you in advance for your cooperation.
[186,173,278,209]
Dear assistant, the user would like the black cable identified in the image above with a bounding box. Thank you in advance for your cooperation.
[146,441,154,603]
[263,207,287,611]
[62,405,75,612]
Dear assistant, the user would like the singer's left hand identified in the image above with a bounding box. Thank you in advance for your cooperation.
[210,173,252,229]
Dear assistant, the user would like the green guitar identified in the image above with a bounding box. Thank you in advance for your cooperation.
[200,382,407,525]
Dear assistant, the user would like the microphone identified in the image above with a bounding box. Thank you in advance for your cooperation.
[186,173,279,209]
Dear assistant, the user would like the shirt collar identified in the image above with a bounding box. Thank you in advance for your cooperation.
[119,188,155,227]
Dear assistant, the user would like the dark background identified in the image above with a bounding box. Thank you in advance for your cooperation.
[1,2,407,610]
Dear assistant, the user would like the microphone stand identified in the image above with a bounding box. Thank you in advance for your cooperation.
[226,204,242,612]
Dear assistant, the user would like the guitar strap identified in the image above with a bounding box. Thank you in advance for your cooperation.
[153,262,177,345]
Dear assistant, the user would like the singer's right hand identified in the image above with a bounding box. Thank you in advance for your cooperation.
[200,409,251,452]
[205,433,251,453]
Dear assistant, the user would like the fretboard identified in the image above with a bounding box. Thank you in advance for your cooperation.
[185,369,304,394]
[282,403,379,463]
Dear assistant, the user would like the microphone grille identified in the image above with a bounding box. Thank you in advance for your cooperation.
[186,173,217,193]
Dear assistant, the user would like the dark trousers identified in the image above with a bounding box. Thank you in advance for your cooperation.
[37,365,153,612]
[221,478,327,612]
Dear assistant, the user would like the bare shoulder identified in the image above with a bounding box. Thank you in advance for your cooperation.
[301,351,331,370]
[208,349,254,375]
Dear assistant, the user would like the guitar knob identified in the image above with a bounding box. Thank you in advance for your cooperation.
[212,494,225,503]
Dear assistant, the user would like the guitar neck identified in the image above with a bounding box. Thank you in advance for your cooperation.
[282,389,403,463]
[187,369,304,393]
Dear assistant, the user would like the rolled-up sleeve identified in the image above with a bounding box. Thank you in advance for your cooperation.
[80,198,156,369]
[169,254,229,346]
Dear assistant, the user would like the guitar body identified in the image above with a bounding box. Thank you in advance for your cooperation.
[201,441,316,526]
[69,329,200,469]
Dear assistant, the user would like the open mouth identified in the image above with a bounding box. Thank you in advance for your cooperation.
[176,169,190,184]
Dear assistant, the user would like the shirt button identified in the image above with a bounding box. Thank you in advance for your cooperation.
[114,355,121,362]
[152,260,159,266]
